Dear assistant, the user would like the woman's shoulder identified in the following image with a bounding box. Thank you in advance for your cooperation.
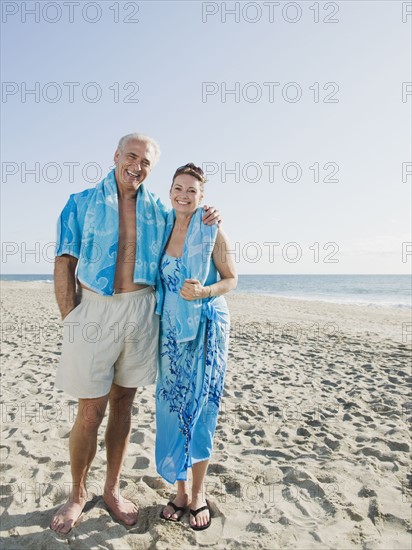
[215,224,229,241]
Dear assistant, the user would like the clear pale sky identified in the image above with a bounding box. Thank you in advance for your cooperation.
[1,0,411,274]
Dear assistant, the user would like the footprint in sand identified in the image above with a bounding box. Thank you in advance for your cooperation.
[133,456,150,469]
[142,475,168,491]
[208,463,228,475]
[0,445,10,461]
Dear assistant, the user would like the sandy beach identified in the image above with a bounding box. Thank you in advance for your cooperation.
[0,281,411,549]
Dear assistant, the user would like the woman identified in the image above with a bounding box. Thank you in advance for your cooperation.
[155,163,237,530]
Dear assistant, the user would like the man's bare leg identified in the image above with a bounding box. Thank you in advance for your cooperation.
[103,383,138,525]
[50,395,109,534]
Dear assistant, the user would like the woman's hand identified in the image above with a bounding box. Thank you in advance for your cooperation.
[180,279,207,301]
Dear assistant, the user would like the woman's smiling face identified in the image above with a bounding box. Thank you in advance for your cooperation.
[170,174,204,213]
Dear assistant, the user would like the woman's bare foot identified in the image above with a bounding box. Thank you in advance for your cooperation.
[103,488,139,525]
[189,493,210,529]
[50,497,86,534]
[161,492,189,521]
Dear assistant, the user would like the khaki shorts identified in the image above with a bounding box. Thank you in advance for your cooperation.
[55,287,159,399]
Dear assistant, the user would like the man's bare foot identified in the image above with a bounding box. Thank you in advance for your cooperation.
[161,493,189,521]
[103,489,139,525]
[189,493,210,529]
[50,498,85,534]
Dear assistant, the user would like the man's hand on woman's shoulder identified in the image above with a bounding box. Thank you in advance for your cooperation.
[202,205,222,226]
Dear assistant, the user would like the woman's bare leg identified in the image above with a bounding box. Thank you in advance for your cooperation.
[162,479,190,520]
[190,460,210,528]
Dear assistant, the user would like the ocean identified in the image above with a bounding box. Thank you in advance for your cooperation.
[235,274,411,309]
[1,274,410,309]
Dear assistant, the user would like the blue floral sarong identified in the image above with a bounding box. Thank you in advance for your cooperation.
[155,253,230,484]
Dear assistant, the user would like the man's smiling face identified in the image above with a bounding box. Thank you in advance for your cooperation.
[114,139,154,193]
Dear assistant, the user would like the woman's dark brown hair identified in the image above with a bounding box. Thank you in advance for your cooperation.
[172,163,206,191]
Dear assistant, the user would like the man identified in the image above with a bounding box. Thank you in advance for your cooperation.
[51,134,218,534]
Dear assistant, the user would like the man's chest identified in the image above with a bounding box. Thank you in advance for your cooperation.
[118,204,137,244]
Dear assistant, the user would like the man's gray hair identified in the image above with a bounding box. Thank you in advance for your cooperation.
[117,133,161,166]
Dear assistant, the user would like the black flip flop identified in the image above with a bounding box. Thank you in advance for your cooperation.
[159,501,186,522]
[189,499,211,531]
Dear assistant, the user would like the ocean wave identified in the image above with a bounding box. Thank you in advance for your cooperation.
[234,290,411,309]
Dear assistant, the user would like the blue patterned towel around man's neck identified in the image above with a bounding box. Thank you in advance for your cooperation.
[75,169,166,295]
